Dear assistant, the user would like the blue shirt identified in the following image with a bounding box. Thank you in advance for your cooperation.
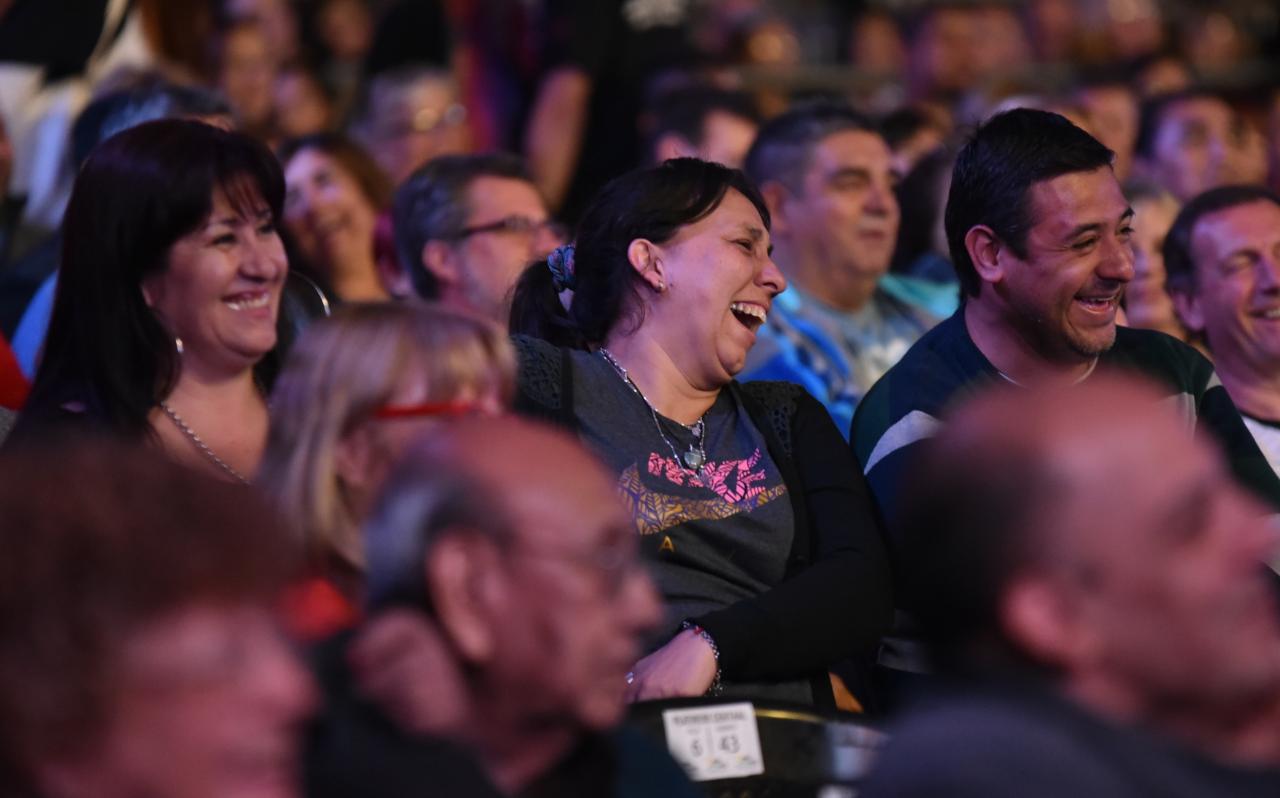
[740,275,953,438]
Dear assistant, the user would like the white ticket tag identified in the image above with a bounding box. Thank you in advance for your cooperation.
[661,702,765,782]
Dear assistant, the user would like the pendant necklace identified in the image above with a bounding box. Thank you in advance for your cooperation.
[598,348,709,474]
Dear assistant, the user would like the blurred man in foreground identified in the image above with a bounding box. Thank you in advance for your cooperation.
[312,417,698,797]
[862,376,1280,796]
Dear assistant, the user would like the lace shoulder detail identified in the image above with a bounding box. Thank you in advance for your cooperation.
[512,334,563,409]
[739,380,801,458]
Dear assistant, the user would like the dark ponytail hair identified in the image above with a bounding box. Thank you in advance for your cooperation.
[509,158,769,349]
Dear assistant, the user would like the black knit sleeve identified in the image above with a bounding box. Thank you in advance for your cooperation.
[694,389,894,680]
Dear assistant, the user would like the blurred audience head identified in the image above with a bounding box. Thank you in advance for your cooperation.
[274,66,333,140]
[23,120,285,437]
[1130,51,1194,98]
[899,375,1280,717]
[646,85,760,169]
[1164,185,1280,378]
[365,417,661,736]
[745,101,897,309]
[223,0,300,65]
[1135,89,1237,202]
[259,302,514,594]
[351,66,470,186]
[1121,179,1184,339]
[946,108,1115,300]
[509,157,770,351]
[280,133,391,301]
[71,79,234,167]
[393,153,560,324]
[892,143,956,282]
[0,439,314,798]
[1075,77,1139,181]
[881,104,950,177]
[217,17,279,138]
[315,0,375,64]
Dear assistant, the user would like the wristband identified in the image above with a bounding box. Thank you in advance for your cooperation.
[681,620,723,696]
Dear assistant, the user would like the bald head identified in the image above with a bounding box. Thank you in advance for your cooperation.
[363,415,661,734]
[901,374,1280,709]
[364,416,622,608]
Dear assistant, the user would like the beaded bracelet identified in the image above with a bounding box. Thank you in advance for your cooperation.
[681,620,724,696]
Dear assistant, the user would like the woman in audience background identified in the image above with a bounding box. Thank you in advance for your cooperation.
[11,119,287,486]
[1121,180,1202,351]
[258,301,514,604]
[281,133,392,302]
[510,158,893,709]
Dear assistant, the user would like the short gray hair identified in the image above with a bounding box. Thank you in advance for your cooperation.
[363,442,514,612]
[744,100,878,192]
[392,152,532,299]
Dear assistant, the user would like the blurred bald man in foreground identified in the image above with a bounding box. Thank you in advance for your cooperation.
[863,375,1280,797]
[310,417,698,797]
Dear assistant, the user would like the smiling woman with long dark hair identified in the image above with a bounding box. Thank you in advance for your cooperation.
[509,158,893,709]
[11,119,288,484]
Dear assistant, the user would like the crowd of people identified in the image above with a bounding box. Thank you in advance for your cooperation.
[0,0,1279,796]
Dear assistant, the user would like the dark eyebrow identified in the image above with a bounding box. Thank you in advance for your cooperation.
[827,166,871,183]
[733,224,772,256]
[204,209,272,230]
[1063,207,1135,241]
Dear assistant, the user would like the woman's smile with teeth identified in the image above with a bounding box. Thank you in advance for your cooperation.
[730,301,767,327]
[225,293,271,311]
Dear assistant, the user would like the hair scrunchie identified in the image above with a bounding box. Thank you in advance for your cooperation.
[546,244,576,292]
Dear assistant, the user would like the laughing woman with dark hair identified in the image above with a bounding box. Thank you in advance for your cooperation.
[509,158,893,709]
[10,119,288,484]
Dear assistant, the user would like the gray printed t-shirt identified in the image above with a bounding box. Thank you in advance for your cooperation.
[570,350,810,703]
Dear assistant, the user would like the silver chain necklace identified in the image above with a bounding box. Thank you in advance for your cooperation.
[598,348,709,474]
[159,401,251,485]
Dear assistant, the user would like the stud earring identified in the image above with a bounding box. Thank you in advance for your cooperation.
[175,336,184,355]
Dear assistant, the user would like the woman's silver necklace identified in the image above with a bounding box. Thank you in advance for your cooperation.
[159,401,251,485]
[598,348,709,474]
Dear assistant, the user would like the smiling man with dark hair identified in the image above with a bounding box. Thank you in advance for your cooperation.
[1164,185,1280,477]
[852,108,1280,684]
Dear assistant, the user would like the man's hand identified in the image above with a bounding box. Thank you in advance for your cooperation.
[348,609,469,737]
[625,628,717,702]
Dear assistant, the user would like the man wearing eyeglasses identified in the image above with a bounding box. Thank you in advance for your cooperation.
[393,153,565,326]
[306,417,699,797]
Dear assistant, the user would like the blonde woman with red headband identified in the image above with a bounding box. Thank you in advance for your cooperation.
[258,302,514,611]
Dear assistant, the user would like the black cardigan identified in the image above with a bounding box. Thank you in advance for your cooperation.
[512,336,894,708]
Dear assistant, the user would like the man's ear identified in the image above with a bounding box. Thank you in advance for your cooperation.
[965,225,1009,287]
[626,238,665,292]
[421,240,460,291]
[1000,575,1090,669]
[653,132,696,164]
[427,534,504,664]
[1170,286,1205,334]
[759,180,791,236]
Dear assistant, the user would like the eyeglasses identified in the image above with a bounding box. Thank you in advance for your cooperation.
[371,400,476,420]
[507,539,645,600]
[452,215,567,242]
[380,103,468,138]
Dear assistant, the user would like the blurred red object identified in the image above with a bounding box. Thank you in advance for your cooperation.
[0,333,28,410]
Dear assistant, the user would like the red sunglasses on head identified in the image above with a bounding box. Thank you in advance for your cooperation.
[371,400,476,420]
